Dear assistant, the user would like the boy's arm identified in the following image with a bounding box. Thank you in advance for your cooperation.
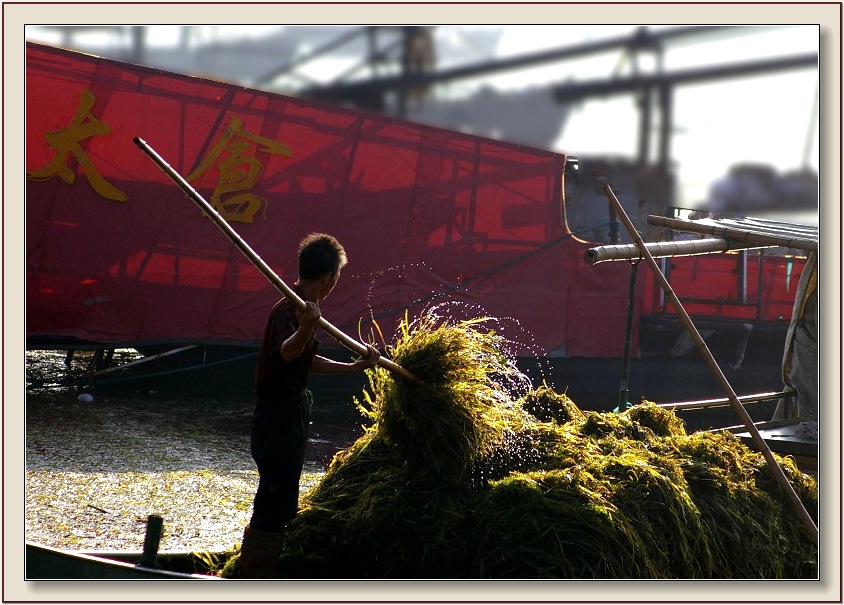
[280,302,320,362]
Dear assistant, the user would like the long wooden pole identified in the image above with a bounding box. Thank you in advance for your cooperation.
[134,137,420,385]
[602,184,818,546]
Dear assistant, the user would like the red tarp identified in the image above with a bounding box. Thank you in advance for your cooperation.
[26,42,639,357]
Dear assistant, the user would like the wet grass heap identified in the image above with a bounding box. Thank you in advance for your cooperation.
[231,310,818,579]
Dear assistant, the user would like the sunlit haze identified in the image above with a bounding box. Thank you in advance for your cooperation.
[25,25,820,220]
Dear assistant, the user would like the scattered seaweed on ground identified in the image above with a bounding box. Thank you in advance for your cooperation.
[222,308,818,580]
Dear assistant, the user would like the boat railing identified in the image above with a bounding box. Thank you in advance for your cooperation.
[657,390,796,431]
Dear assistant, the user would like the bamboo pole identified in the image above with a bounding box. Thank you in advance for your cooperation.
[134,137,420,385]
[603,184,818,546]
[585,238,764,265]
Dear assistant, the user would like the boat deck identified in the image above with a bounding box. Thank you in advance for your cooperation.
[732,419,818,475]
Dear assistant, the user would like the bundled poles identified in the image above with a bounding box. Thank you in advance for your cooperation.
[602,184,818,547]
[647,215,818,253]
[134,137,420,385]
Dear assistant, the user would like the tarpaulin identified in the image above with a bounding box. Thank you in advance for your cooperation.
[27,42,638,357]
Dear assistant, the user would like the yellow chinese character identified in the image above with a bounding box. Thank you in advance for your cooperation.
[27,90,127,202]
[188,115,292,223]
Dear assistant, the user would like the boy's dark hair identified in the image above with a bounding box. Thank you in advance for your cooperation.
[298,233,348,280]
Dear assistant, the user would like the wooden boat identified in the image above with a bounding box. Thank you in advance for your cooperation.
[25,41,813,409]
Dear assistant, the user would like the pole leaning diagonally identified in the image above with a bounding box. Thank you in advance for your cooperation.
[134,137,420,385]
[602,183,818,547]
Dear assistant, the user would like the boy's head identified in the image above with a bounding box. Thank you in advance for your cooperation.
[298,233,348,281]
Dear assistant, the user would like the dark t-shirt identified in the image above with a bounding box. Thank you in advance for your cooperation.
[254,291,320,398]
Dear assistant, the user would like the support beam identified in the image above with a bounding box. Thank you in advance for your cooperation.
[553,54,817,101]
[300,26,750,103]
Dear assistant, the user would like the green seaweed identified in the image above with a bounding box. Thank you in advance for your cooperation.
[224,308,819,579]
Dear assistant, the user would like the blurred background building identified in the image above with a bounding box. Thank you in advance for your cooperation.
[25,25,819,239]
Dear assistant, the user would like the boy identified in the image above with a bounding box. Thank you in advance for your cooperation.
[239,233,379,578]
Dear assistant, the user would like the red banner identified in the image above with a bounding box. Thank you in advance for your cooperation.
[26,42,637,357]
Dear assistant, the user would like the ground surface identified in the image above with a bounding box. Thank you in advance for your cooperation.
[24,351,356,553]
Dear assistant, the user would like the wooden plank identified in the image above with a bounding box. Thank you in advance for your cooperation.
[647,215,818,252]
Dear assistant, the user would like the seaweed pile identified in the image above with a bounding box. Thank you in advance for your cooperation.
[230,309,818,579]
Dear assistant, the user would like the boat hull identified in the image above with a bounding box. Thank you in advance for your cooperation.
[25,542,220,580]
[88,335,786,432]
